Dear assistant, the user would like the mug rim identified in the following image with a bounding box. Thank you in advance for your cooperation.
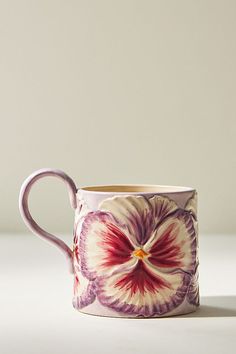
[79,184,195,194]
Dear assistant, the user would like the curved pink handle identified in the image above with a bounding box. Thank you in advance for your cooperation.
[19,168,77,273]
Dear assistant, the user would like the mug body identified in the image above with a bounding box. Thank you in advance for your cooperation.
[72,184,199,318]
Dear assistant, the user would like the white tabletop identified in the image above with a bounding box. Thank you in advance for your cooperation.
[1,234,236,354]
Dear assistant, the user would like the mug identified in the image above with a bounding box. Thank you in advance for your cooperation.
[19,168,199,318]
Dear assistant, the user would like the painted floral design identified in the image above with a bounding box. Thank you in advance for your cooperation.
[185,192,199,306]
[72,192,96,309]
[187,264,199,306]
[73,192,198,316]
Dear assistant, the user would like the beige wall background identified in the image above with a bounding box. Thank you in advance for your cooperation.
[0,0,235,235]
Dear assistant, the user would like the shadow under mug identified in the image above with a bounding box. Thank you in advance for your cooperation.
[19,168,199,318]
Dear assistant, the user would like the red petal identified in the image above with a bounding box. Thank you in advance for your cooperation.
[114,260,170,296]
[99,222,134,267]
[149,222,183,268]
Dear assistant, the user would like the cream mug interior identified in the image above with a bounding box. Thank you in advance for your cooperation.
[19,168,199,318]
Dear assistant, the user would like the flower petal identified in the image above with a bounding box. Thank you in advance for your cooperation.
[72,270,97,310]
[185,192,197,220]
[148,195,179,224]
[75,190,91,225]
[187,265,200,306]
[145,210,197,274]
[72,235,97,310]
[99,195,178,245]
[79,211,135,280]
[97,259,190,316]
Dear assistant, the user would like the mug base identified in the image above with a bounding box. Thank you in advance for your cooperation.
[73,298,199,319]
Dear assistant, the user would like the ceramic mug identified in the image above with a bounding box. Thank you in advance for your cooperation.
[19,168,199,318]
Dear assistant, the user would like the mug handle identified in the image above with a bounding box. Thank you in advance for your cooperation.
[19,168,77,273]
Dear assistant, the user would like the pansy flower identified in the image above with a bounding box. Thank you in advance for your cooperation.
[77,194,197,316]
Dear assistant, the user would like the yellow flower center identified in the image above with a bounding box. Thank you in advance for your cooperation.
[133,248,149,259]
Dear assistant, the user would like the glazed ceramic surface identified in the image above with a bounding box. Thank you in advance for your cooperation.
[19,169,199,318]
